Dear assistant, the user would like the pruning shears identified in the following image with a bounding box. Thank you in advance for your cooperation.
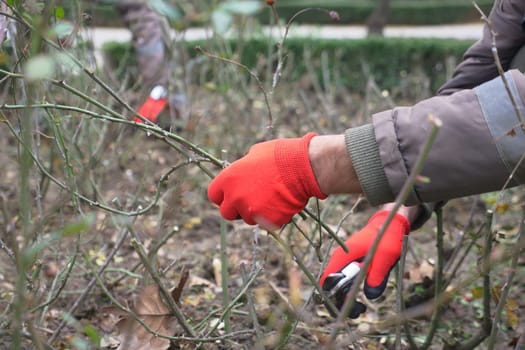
[314,261,366,318]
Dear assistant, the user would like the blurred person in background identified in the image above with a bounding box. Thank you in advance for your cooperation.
[207,0,525,318]
[115,0,185,127]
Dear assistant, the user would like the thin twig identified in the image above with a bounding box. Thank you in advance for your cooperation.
[202,264,264,339]
[32,243,79,316]
[219,149,231,333]
[398,236,419,349]
[271,8,337,91]
[129,233,196,338]
[420,207,445,349]
[195,46,273,133]
[48,226,130,344]
[486,206,524,349]
[3,116,203,217]
[303,207,349,253]
[87,250,256,344]
[454,210,494,349]
[473,2,524,131]
[378,224,525,332]
[240,263,263,344]
[444,197,481,273]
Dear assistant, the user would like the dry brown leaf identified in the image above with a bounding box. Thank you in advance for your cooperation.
[407,260,434,283]
[212,257,222,287]
[171,268,189,305]
[188,274,216,288]
[288,266,303,308]
[506,302,519,329]
[113,285,178,350]
[99,306,128,333]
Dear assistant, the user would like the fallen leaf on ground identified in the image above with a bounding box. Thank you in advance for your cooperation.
[406,260,434,284]
[171,268,189,305]
[111,285,178,350]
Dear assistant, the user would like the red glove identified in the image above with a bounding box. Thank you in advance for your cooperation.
[133,85,167,124]
[320,210,410,311]
[208,133,327,229]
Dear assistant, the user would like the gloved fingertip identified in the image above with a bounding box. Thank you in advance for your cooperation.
[364,275,389,300]
[348,301,367,319]
[219,205,240,221]
[207,180,223,205]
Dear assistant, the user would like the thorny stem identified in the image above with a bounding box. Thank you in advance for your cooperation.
[220,149,231,333]
[443,222,484,290]
[269,231,340,322]
[48,226,130,344]
[272,8,338,91]
[31,244,79,316]
[303,207,349,253]
[2,113,205,217]
[398,236,419,349]
[195,46,274,135]
[0,236,15,262]
[202,264,264,339]
[444,197,481,273]
[5,5,142,121]
[240,263,263,346]
[379,231,525,332]
[326,115,442,349]
[8,5,35,346]
[46,108,80,212]
[486,206,524,349]
[456,210,508,350]
[109,226,180,287]
[473,2,525,132]
[87,250,257,344]
[420,207,445,349]
[482,211,494,336]
[0,72,224,168]
[129,234,197,338]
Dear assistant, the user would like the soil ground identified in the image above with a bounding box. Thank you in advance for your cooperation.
[0,73,524,350]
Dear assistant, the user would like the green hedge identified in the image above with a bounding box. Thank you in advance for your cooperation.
[265,0,494,25]
[83,0,493,27]
[103,37,474,93]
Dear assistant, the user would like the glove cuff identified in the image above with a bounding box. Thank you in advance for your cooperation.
[368,209,411,235]
[275,133,328,200]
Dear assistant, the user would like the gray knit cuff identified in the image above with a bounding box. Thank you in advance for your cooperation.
[345,124,394,206]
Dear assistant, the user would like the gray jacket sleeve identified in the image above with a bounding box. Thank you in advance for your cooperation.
[346,69,525,206]
[438,0,525,94]
[346,0,525,216]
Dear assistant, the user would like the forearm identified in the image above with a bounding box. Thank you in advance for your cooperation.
[308,134,361,195]
[311,70,525,207]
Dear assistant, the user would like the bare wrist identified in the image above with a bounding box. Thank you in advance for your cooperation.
[308,135,362,195]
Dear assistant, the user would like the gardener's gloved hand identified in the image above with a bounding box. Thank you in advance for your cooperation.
[208,133,327,230]
[319,210,410,318]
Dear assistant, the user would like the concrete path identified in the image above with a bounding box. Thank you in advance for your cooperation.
[85,23,483,50]
[84,23,483,65]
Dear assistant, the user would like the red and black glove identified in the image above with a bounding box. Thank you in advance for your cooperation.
[207,133,327,229]
[133,85,167,124]
[320,210,410,318]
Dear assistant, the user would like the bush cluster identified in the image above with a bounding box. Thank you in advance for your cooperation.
[264,0,494,25]
[103,37,474,93]
[83,0,494,27]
